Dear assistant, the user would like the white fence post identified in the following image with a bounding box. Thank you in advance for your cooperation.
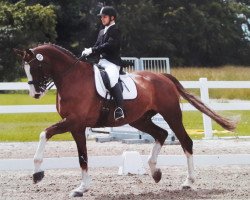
[199,78,213,139]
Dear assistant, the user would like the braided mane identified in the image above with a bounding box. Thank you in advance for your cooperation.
[39,43,78,59]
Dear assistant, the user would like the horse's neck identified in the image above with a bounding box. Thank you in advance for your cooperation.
[42,47,94,96]
[50,54,75,74]
[53,60,93,96]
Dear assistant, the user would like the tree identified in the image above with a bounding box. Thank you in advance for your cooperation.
[21,0,101,56]
[2,0,250,74]
[0,0,57,81]
[155,0,250,66]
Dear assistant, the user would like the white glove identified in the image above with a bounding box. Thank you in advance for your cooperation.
[81,48,92,56]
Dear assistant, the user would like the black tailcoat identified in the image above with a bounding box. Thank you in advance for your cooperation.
[92,25,122,66]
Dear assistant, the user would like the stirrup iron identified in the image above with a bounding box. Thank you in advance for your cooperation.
[114,107,124,120]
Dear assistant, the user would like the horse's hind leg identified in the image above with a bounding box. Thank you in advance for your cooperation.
[129,111,168,183]
[159,105,195,189]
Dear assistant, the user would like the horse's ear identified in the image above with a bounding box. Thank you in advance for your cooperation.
[25,49,34,56]
[13,48,25,58]
[13,48,34,62]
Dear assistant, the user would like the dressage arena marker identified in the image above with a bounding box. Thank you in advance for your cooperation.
[0,153,250,171]
[118,151,146,175]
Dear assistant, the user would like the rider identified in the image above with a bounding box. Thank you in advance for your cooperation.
[81,6,124,121]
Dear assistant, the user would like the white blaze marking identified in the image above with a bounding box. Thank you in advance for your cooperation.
[24,62,45,98]
[24,62,32,82]
[24,62,36,97]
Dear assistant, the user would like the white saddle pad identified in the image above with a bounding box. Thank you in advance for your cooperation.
[93,65,137,100]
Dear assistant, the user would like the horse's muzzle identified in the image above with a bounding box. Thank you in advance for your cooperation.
[34,94,41,99]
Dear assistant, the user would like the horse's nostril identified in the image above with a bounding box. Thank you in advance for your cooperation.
[34,94,40,99]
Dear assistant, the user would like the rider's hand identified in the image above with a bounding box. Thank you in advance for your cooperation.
[81,48,92,56]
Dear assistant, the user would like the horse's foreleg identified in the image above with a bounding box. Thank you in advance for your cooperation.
[70,129,91,197]
[182,151,195,189]
[33,131,46,183]
[33,117,75,184]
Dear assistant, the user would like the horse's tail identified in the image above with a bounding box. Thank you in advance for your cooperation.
[163,73,237,132]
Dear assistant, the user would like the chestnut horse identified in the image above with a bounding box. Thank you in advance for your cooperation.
[14,44,236,197]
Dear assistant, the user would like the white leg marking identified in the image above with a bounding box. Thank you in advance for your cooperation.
[70,170,91,197]
[182,151,195,188]
[34,131,47,173]
[148,141,162,175]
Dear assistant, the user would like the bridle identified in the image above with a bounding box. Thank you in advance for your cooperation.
[25,57,54,93]
[25,52,87,93]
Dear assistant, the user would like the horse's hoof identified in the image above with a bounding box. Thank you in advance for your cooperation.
[182,185,192,190]
[33,171,44,184]
[69,191,83,197]
[152,168,162,183]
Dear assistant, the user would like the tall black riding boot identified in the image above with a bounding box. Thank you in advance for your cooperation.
[110,83,125,120]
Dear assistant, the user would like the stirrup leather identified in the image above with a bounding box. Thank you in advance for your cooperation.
[114,107,124,120]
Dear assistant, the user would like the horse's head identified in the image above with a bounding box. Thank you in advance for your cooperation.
[14,47,53,99]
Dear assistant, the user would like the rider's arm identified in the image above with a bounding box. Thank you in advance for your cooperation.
[92,28,120,54]
[92,29,103,48]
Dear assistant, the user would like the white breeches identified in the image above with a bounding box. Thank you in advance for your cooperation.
[98,59,120,88]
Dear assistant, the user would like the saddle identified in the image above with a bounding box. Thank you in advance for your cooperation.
[93,65,137,100]
[81,54,137,99]
[78,54,137,126]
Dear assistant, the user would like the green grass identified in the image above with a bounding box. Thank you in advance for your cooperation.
[172,66,250,100]
[0,91,56,105]
[182,111,250,139]
[0,113,72,141]
[172,66,250,81]
[0,111,249,142]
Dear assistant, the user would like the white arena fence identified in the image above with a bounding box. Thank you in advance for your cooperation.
[1,154,250,171]
[1,78,250,139]
[121,57,170,74]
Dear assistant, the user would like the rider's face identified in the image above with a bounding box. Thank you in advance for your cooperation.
[101,15,114,26]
